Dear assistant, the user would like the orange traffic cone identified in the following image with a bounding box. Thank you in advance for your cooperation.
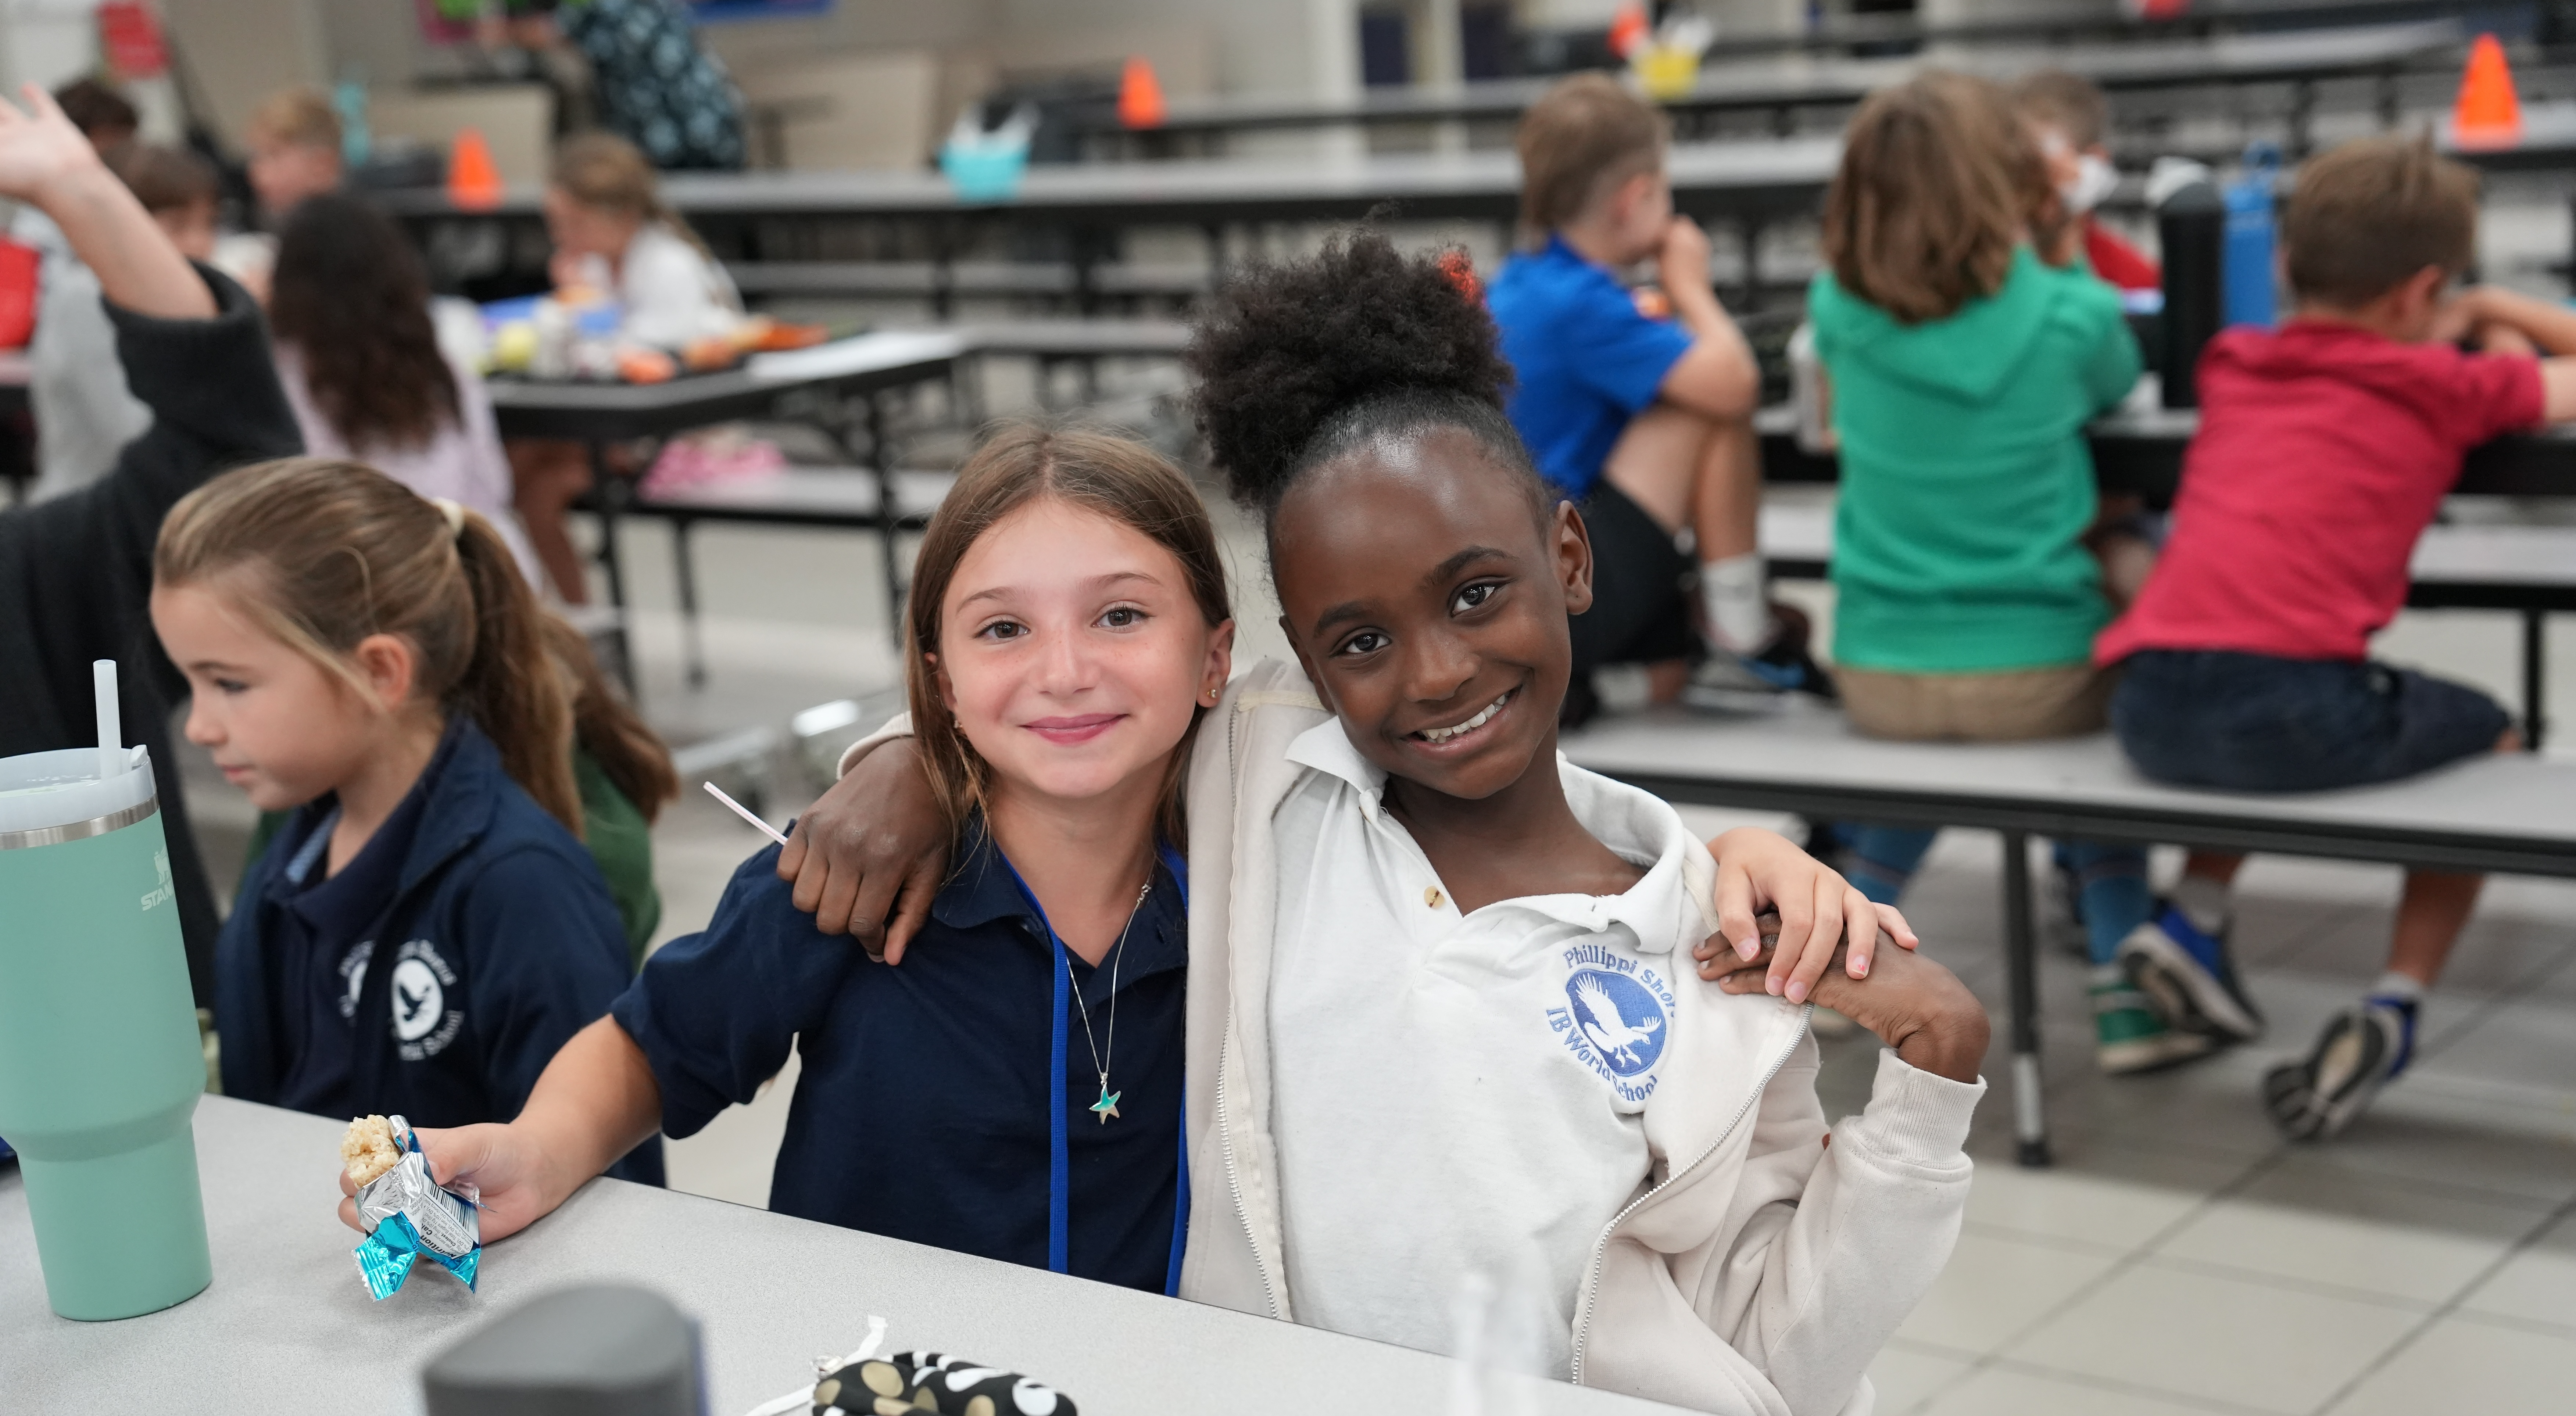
[2454,33,2523,150]
[447,126,504,211]
[1119,55,1166,130]
[1608,1,1650,60]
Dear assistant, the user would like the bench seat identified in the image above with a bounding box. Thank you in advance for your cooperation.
[1561,706,2576,1165]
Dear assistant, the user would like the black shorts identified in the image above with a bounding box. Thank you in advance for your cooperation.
[1568,481,1697,680]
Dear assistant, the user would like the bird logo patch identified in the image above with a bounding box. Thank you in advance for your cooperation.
[1549,947,1674,1102]
[389,938,464,1060]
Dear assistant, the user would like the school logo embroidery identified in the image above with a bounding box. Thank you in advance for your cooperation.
[389,939,465,1061]
[337,941,375,1021]
[1547,944,1677,1103]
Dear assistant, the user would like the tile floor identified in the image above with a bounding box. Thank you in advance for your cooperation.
[171,377,2576,1414]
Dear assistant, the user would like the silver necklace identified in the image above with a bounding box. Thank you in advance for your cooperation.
[1069,879,1151,1123]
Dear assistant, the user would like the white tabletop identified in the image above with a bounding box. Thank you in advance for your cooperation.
[743,329,966,383]
[0,1097,1672,1416]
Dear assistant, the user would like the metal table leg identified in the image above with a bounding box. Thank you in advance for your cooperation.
[2523,609,2547,752]
[867,391,906,646]
[2001,829,2052,1167]
[672,516,705,690]
[587,439,637,700]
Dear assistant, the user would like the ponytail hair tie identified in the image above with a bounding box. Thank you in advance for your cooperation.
[431,497,467,539]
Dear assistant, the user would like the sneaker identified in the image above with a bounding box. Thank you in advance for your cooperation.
[2092,973,2217,1074]
[1683,603,1836,709]
[2118,904,2265,1042]
[2262,995,2418,1140]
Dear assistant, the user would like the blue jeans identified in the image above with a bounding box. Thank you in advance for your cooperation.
[1834,825,2150,968]
[2112,650,2510,791]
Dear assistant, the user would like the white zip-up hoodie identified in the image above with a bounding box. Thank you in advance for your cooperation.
[842,659,1985,1415]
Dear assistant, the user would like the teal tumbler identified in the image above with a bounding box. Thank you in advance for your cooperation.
[0,664,213,1320]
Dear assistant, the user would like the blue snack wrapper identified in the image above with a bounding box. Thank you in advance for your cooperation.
[351,1115,481,1301]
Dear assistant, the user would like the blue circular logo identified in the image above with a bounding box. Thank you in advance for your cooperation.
[1566,969,1668,1077]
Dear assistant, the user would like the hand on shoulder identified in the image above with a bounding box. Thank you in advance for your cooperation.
[1699,826,1919,1003]
[1706,929,1989,1085]
[777,735,949,962]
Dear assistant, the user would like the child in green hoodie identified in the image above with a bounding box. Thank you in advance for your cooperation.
[1806,73,2194,1076]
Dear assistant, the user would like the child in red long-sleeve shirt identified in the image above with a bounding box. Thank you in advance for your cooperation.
[2096,135,2576,1140]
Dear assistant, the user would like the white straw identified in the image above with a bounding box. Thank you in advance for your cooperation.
[93,659,121,781]
[702,780,790,848]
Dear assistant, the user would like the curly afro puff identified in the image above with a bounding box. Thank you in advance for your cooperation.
[1185,229,1547,525]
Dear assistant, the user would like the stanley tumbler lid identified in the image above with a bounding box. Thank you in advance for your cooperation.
[0,659,157,847]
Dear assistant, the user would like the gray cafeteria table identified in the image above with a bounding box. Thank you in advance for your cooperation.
[1078,19,2459,154]
[1560,708,2576,1165]
[0,1097,1673,1416]
[487,330,965,655]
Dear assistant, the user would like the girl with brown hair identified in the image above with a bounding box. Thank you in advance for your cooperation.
[351,423,1234,1293]
[155,458,659,1183]
[1806,74,2183,1076]
[269,191,544,587]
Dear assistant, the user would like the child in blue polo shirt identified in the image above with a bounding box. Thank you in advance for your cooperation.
[1487,72,1823,718]
[356,425,1237,1291]
[153,459,656,1183]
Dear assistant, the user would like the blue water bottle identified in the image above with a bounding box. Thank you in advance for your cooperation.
[2222,142,2280,329]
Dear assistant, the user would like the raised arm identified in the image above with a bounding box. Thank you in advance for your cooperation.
[0,85,208,319]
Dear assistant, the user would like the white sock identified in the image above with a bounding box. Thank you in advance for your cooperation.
[1699,553,1775,655]
[2371,971,2426,1004]
[2169,872,2230,934]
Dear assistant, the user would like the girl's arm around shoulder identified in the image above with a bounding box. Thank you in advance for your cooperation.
[779,715,952,962]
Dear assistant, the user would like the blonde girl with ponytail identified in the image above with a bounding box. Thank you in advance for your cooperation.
[153,457,661,1183]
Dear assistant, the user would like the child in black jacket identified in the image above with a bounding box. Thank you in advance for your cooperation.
[0,84,303,1002]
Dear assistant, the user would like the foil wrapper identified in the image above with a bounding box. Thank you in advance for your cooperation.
[351,1114,481,1300]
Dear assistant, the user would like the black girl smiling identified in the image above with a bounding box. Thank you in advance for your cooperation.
[1184,230,1642,914]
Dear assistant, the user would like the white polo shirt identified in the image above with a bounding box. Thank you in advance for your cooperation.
[1267,717,1711,1376]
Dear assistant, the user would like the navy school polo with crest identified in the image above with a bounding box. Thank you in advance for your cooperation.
[611,818,1189,1292]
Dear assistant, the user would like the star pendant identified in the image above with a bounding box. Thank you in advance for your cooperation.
[1090,1087,1122,1123]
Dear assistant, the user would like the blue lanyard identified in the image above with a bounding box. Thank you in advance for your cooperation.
[1001,844,1191,1296]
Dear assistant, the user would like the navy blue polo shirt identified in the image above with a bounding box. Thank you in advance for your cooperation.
[612,821,1188,1291]
[268,735,444,1116]
[1487,235,1695,499]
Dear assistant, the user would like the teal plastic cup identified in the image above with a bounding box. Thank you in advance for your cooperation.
[0,742,213,1320]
